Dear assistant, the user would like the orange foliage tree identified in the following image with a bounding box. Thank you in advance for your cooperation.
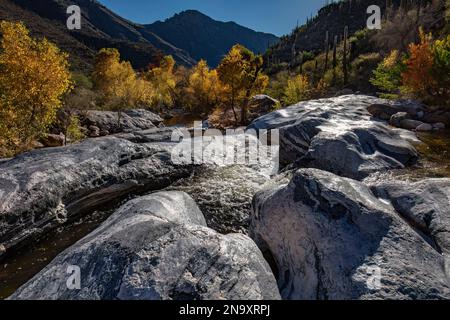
[401,29,437,100]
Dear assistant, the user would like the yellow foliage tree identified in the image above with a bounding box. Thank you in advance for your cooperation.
[145,55,177,110]
[185,60,223,114]
[0,21,72,155]
[217,45,269,125]
[284,74,312,106]
[92,48,153,126]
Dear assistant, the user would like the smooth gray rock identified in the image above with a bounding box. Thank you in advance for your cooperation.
[250,168,450,300]
[248,95,418,180]
[433,122,446,130]
[80,109,163,134]
[399,119,425,130]
[114,127,179,144]
[0,135,194,258]
[416,123,433,132]
[372,179,450,255]
[9,191,281,300]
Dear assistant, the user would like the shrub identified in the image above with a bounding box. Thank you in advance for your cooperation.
[264,71,289,101]
[65,115,85,144]
[431,35,450,106]
[322,65,345,89]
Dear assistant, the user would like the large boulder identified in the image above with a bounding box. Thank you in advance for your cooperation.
[80,109,163,134]
[249,168,450,300]
[0,132,194,259]
[248,95,418,180]
[9,191,281,300]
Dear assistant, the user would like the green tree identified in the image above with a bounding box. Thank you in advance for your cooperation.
[370,50,406,98]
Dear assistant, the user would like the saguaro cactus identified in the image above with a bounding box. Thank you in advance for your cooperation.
[343,25,348,85]
[324,31,330,73]
[332,34,338,85]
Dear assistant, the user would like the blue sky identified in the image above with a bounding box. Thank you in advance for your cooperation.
[98,0,328,36]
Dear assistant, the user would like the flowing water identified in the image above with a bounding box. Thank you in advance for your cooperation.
[364,129,450,185]
[0,209,113,299]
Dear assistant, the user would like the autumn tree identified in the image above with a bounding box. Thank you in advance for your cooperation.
[401,29,436,100]
[145,55,177,110]
[217,45,268,125]
[432,35,450,105]
[185,60,223,115]
[93,48,152,127]
[0,21,72,156]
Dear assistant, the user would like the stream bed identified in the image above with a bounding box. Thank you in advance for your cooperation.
[1,129,449,300]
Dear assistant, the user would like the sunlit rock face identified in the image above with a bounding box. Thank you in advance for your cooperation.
[9,191,281,300]
[249,168,450,300]
[248,95,419,180]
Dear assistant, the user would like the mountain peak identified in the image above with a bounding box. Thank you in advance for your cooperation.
[146,10,279,67]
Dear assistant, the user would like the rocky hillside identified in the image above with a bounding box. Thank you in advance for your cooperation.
[267,0,410,64]
[145,10,279,67]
